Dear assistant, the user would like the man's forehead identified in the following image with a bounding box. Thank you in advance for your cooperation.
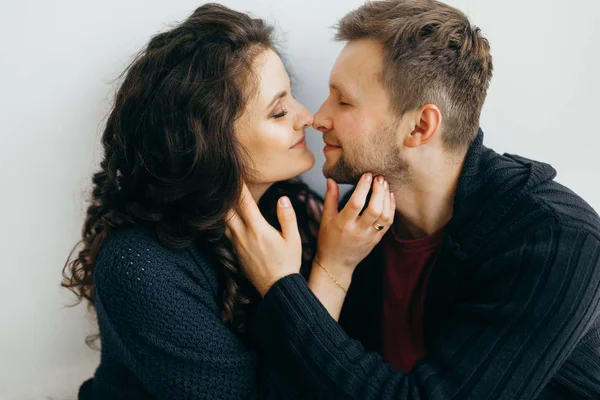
[330,40,383,92]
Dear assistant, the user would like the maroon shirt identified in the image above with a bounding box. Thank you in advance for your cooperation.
[381,224,443,372]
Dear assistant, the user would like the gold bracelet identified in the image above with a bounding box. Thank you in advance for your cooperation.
[313,259,348,293]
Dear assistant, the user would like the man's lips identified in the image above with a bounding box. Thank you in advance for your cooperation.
[323,140,341,152]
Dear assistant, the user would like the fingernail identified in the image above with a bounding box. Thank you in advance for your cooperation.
[279,197,291,207]
[364,173,372,182]
[384,180,388,189]
[377,176,384,184]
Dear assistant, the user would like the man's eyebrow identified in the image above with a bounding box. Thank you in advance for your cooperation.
[330,83,356,101]
[329,82,358,102]
[330,83,345,93]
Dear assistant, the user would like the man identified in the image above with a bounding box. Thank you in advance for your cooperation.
[227,0,600,398]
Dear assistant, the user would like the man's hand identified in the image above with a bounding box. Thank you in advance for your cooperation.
[225,184,302,297]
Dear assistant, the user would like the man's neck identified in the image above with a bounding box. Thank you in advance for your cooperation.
[391,157,464,240]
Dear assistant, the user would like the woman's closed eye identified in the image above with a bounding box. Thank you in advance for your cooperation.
[271,107,288,119]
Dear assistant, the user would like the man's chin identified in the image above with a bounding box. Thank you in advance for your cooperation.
[323,164,361,185]
[322,161,333,179]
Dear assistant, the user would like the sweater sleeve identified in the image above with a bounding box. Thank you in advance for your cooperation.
[94,246,276,400]
[249,224,600,399]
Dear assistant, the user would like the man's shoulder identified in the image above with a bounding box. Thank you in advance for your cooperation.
[525,178,600,237]
[471,148,600,239]
[501,152,600,240]
[472,178,600,269]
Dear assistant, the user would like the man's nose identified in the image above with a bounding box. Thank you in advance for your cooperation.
[313,103,331,132]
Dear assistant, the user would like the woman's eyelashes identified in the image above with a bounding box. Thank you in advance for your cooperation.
[271,107,288,119]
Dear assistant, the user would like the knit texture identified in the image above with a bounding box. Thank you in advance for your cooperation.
[249,129,600,400]
[80,227,294,399]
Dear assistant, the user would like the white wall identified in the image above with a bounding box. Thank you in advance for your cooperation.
[1,1,598,398]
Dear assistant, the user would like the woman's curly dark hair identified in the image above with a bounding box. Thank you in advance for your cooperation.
[62,3,321,339]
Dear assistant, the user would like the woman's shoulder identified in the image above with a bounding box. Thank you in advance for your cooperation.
[92,227,254,383]
[97,225,193,268]
[95,226,219,301]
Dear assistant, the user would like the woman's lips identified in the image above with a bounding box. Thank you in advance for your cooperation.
[290,137,306,149]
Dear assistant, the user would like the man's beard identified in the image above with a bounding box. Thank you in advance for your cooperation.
[325,152,369,185]
[324,123,409,186]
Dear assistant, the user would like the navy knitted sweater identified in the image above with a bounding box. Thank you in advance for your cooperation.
[80,225,305,400]
[249,130,600,399]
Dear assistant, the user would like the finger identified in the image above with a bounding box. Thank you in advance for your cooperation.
[224,226,233,240]
[235,183,269,229]
[225,208,245,235]
[377,182,395,228]
[341,172,373,219]
[277,196,301,242]
[322,178,339,219]
[358,175,386,229]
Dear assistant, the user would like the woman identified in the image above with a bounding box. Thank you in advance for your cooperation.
[63,3,393,399]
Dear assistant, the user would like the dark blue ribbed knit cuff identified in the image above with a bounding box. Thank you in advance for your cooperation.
[249,273,351,355]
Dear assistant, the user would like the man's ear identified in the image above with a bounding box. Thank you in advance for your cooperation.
[404,104,442,148]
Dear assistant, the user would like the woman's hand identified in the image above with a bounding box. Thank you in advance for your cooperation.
[314,173,395,290]
[225,184,302,297]
[225,174,394,300]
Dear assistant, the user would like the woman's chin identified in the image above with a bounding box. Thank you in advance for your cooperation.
[254,151,316,185]
[280,152,316,181]
[297,150,316,175]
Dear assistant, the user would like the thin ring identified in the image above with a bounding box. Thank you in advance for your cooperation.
[372,221,384,231]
